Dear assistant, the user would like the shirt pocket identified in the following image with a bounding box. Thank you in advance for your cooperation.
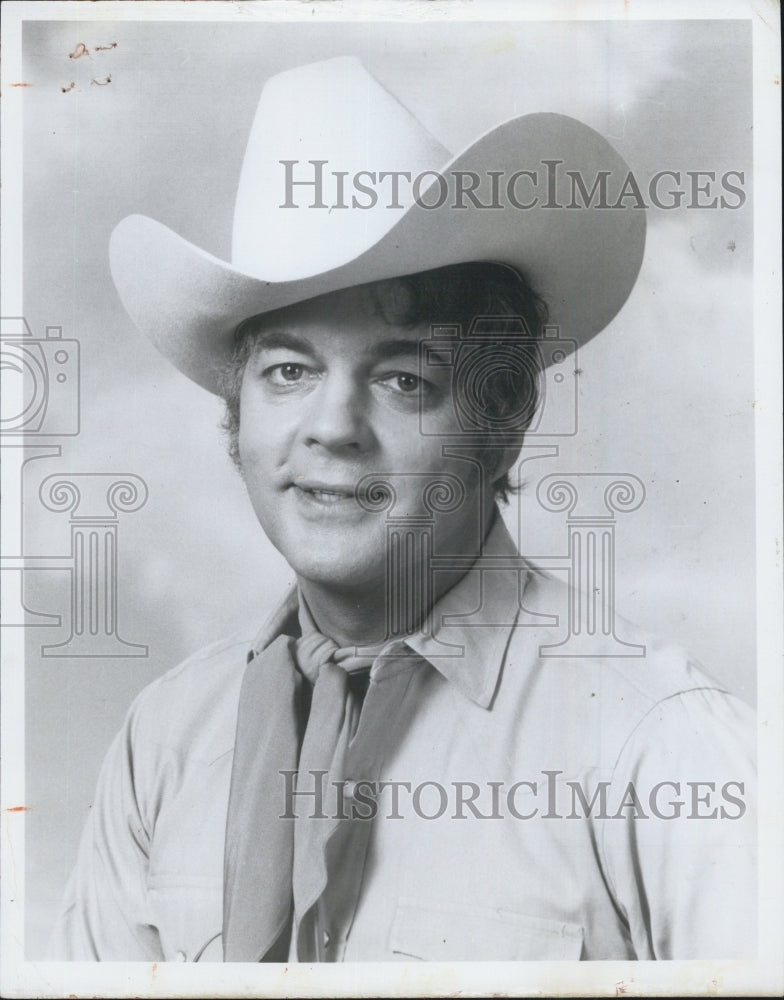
[388,898,584,961]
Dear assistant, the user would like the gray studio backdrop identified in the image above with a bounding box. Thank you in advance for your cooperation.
[19,18,753,955]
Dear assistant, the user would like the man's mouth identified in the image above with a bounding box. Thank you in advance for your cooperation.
[293,482,356,506]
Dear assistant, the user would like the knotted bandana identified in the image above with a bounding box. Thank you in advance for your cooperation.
[222,600,381,961]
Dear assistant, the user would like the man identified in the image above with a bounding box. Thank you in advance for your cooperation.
[49,57,755,963]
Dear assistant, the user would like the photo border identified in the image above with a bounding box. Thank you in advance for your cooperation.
[1,1,781,997]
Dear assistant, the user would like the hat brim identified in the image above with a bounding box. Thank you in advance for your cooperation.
[110,113,646,394]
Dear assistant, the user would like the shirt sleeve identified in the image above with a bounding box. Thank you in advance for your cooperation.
[47,688,165,961]
[599,687,757,960]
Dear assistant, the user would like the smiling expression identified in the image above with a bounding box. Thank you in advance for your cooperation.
[237,283,508,592]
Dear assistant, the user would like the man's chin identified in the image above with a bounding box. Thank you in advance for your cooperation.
[289,553,387,592]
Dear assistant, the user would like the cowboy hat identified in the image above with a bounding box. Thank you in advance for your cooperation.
[109,56,646,394]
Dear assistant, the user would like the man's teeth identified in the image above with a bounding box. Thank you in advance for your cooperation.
[303,487,351,502]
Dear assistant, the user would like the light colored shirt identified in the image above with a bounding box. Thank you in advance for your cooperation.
[49,515,756,962]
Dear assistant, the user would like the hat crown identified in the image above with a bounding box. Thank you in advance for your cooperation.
[231,57,450,281]
[110,58,646,395]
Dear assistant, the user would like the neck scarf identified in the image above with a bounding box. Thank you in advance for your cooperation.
[222,600,382,961]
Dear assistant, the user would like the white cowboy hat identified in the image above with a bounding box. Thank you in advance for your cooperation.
[109,56,646,394]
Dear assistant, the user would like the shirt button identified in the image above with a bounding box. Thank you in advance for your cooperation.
[174,950,187,962]
[322,930,331,949]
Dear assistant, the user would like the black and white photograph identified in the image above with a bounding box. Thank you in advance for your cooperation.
[1,1,781,997]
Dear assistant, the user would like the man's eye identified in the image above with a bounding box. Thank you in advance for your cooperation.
[263,362,310,386]
[379,372,428,395]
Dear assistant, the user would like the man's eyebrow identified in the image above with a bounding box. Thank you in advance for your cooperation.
[372,340,458,368]
[371,339,430,362]
[250,330,316,355]
[249,332,450,365]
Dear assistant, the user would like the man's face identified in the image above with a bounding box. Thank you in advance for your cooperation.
[237,284,504,591]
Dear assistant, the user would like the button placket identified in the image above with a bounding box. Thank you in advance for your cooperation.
[304,657,420,962]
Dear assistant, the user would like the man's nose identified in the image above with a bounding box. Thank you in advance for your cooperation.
[301,374,373,452]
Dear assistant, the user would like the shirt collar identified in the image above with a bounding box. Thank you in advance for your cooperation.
[402,512,525,708]
[247,511,526,709]
[247,583,300,663]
